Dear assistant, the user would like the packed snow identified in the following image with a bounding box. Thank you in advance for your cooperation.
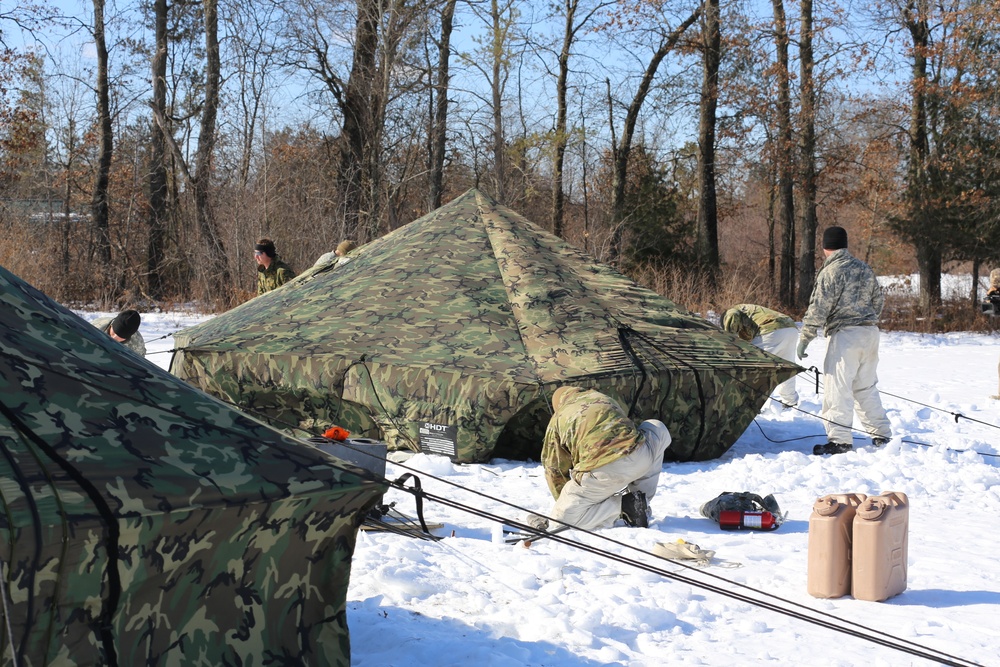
[80,292,1000,667]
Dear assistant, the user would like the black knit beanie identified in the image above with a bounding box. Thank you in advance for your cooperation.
[111,309,141,339]
[822,226,848,250]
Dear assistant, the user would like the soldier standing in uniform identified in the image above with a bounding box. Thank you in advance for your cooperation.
[255,238,296,295]
[92,309,146,356]
[721,303,800,408]
[985,269,1000,400]
[536,386,671,530]
[797,226,892,455]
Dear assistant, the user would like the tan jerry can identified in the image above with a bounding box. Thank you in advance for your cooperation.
[807,493,867,598]
[852,491,909,602]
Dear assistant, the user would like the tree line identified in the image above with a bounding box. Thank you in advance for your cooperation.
[1,0,999,311]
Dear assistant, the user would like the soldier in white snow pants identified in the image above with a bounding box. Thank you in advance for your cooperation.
[759,327,800,406]
[798,226,891,454]
[821,325,891,446]
[549,419,672,530]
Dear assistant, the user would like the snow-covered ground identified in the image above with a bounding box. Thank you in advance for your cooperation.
[83,294,1000,667]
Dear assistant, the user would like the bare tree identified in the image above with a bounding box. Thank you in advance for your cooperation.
[902,0,939,308]
[606,5,701,264]
[770,0,795,307]
[223,0,281,187]
[147,0,168,300]
[428,0,456,210]
[550,0,613,238]
[151,0,232,304]
[487,0,513,203]
[795,0,817,308]
[193,0,229,291]
[278,0,423,240]
[91,0,113,274]
[695,0,720,273]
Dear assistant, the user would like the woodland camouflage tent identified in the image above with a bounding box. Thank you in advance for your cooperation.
[0,265,386,666]
[171,189,800,464]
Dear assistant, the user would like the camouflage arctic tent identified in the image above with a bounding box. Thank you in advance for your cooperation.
[0,265,386,666]
[171,189,799,463]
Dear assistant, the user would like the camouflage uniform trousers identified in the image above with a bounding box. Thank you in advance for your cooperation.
[755,326,800,406]
[549,420,671,530]
[822,325,891,444]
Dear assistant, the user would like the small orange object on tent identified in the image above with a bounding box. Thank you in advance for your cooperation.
[323,426,350,441]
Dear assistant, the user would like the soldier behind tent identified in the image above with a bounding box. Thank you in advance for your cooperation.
[255,237,296,295]
[721,303,800,409]
[287,240,361,287]
[310,239,358,271]
[985,269,1000,399]
[533,387,672,531]
[92,309,146,356]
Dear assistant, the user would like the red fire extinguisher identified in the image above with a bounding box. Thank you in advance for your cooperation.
[718,510,778,531]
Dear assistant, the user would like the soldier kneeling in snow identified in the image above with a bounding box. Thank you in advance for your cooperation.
[537,387,671,531]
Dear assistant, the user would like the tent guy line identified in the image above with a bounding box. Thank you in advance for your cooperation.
[270,412,986,665]
[629,326,1000,456]
[794,369,1000,456]
[376,470,983,667]
[160,346,994,662]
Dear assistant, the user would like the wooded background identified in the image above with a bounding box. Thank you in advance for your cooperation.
[2,0,999,318]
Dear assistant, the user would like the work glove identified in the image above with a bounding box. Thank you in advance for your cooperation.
[652,539,715,566]
[796,337,809,359]
[526,513,549,532]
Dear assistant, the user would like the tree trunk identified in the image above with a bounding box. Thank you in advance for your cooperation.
[147,0,169,300]
[62,119,75,275]
[916,243,941,311]
[695,0,721,273]
[971,257,981,308]
[608,8,701,263]
[796,0,818,308]
[767,159,777,287]
[90,0,113,274]
[551,0,579,238]
[490,0,507,203]
[428,0,457,211]
[340,0,379,239]
[193,0,232,302]
[771,0,796,308]
[904,0,941,309]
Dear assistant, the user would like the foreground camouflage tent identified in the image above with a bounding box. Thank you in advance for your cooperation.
[0,265,386,666]
[172,189,799,463]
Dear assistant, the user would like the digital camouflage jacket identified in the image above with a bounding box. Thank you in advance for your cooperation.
[800,248,884,346]
[257,256,296,295]
[721,304,795,342]
[542,387,643,498]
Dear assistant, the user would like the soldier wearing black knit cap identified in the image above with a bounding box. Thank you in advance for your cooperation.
[797,226,891,455]
[92,309,146,356]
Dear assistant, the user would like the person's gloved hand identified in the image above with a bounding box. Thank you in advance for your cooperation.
[796,338,810,359]
[526,513,549,531]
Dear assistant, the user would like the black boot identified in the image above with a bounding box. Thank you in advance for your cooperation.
[620,491,649,528]
[812,442,853,455]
